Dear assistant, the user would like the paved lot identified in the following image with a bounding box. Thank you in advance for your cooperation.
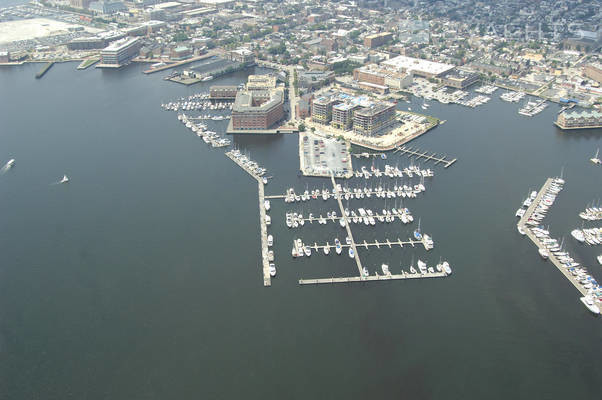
[300,132,352,178]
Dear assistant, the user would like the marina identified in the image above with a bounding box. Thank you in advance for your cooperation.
[518,178,602,314]
[293,237,433,252]
[394,145,457,168]
[224,149,268,181]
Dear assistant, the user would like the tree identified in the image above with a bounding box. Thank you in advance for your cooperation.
[173,32,189,42]
[298,123,306,132]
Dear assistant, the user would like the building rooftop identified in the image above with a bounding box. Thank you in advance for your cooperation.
[355,102,395,117]
[382,55,454,76]
[233,89,284,113]
[102,37,140,52]
[563,110,602,119]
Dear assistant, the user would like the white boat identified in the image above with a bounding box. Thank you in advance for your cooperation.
[268,250,274,262]
[265,215,271,226]
[335,238,342,255]
[417,259,427,274]
[362,267,369,277]
[304,245,311,257]
[269,263,277,277]
[264,200,270,211]
[571,229,585,243]
[201,76,213,81]
[442,261,451,275]
[339,218,346,228]
[4,159,15,169]
[597,255,602,265]
[348,247,355,258]
[381,264,390,275]
[324,243,330,255]
[267,234,273,247]
[516,208,525,218]
[580,296,600,314]
[539,248,549,259]
[291,247,298,258]
[590,148,601,165]
[517,225,526,235]
[60,175,69,184]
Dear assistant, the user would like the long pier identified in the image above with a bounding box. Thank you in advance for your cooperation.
[331,174,363,276]
[35,61,54,79]
[298,237,430,251]
[226,151,271,286]
[394,146,457,168]
[518,178,588,297]
[265,187,424,200]
[257,180,271,287]
[286,213,413,224]
[300,271,447,285]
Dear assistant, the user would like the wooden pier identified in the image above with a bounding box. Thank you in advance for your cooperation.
[300,271,447,285]
[331,174,363,276]
[518,178,589,297]
[225,151,264,181]
[394,146,457,168]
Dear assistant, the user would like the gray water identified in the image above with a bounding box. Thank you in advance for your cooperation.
[1,62,601,399]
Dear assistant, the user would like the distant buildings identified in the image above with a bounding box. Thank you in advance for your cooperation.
[69,0,93,9]
[246,74,277,91]
[381,55,454,79]
[440,68,480,89]
[228,48,255,66]
[100,37,141,67]
[584,64,602,84]
[555,110,602,130]
[364,32,393,49]
[89,1,126,14]
[353,64,412,91]
[298,70,335,90]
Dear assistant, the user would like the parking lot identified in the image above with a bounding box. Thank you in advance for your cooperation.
[299,132,353,178]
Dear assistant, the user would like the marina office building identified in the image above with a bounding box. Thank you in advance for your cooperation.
[100,37,141,67]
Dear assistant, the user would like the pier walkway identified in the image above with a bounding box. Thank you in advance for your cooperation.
[226,151,271,286]
[300,271,447,285]
[518,178,587,297]
[331,174,363,276]
[394,146,457,168]
[300,237,430,251]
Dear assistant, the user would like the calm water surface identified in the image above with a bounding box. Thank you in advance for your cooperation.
[0,62,601,399]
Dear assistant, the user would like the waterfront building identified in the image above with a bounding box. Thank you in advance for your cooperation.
[228,48,255,65]
[0,50,10,63]
[100,37,141,67]
[231,88,284,130]
[381,55,454,79]
[440,68,480,89]
[353,102,396,136]
[210,86,238,100]
[311,96,339,125]
[364,32,393,49]
[332,102,358,130]
[555,109,602,130]
[170,46,192,61]
[353,64,412,90]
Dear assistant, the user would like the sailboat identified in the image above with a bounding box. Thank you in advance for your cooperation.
[409,256,416,274]
[413,218,423,240]
[590,148,601,165]
[60,175,69,184]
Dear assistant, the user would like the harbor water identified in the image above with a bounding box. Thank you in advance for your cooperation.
[0,62,601,399]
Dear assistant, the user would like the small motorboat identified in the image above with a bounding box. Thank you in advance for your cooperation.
[60,175,69,184]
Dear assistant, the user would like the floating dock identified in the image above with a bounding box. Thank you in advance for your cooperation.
[518,178,588,297]
[394,146,457,168]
